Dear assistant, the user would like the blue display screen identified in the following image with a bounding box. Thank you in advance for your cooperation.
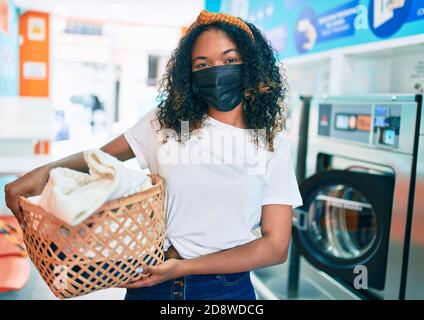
[382,129,396,145]
[374,105,389,127]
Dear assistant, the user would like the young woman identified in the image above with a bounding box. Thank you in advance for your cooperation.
[5,10,302,300]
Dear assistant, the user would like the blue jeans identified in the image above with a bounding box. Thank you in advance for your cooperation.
[124,272,256,300]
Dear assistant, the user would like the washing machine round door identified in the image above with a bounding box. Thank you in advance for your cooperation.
[292,170,394,290]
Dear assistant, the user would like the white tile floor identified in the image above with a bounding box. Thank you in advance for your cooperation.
[0,260,126,300]
[3,260,262,300]
[252,263,329,300]
[2,259,325,300]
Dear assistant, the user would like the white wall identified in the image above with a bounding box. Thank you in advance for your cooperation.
[14,0,203,27]
[110,23,183,126]
[283,35,424,101]
[0,1,205,174]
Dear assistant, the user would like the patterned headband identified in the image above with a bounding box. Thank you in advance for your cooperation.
[187,10,254,40]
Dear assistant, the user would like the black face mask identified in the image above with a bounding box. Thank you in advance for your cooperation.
[192,64,244,112]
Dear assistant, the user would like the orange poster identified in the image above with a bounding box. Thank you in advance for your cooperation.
[19,11,50,97]
[0,0,8,34]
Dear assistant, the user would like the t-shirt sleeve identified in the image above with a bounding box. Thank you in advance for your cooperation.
[261,134,303,208]
[123,108,158,170]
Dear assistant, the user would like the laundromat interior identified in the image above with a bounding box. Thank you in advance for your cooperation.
[0,0,423,301]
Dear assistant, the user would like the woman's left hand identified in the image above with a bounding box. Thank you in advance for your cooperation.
[118,258,186,289]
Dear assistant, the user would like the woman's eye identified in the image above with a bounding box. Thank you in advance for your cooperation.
[225,58,238,63]
[196,63,208,69]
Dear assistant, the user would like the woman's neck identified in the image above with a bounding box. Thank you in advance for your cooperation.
[207,103,245,129]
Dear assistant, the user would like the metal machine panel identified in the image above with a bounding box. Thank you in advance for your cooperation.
[405,127,424,299]
[297,94,421,300]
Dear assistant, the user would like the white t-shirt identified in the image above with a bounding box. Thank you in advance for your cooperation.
[124,107,303,259]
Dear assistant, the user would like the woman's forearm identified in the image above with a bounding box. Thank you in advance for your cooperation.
[179,236,288,276]
[178,205,292,276]
[43,151,89,173]
[42,134,135,174]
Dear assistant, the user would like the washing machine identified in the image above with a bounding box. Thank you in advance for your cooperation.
[291,94,422,300]
[404,98,424,299]
[251,95,329,300]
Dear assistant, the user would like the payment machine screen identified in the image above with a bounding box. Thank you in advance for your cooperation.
[382,129,396,145]
[373,105,401,148]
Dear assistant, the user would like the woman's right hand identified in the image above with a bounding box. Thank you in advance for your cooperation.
[4,165,51,227]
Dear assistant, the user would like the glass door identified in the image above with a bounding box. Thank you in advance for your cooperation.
[292,170,394,290]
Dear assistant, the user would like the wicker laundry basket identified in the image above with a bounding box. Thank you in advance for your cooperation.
[19,174,166,299]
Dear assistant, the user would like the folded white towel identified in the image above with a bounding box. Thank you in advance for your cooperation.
[33,149,152,226]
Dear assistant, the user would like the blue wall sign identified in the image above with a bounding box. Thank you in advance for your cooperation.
[205,0,424,58]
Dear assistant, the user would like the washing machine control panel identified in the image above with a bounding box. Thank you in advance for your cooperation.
[318,103,372,144]
[372,105,401,148]
[318,103,401,149]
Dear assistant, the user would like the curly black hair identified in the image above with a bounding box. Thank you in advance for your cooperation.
[156,19,288,152]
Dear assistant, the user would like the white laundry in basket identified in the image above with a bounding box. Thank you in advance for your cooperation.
[30,149,152,226]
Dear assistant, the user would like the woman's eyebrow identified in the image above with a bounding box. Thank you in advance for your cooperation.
[192,56,207,63]
[192,48,239,63]
[222,48,238,55]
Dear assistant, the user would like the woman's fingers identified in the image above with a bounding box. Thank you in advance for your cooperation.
[15,196,25,227]
[118,280,144,289]
[5,186,24,226]
[143,265,154,275]
[119,276,157,288]
[14,196,27,228]
[116,265,159,288]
